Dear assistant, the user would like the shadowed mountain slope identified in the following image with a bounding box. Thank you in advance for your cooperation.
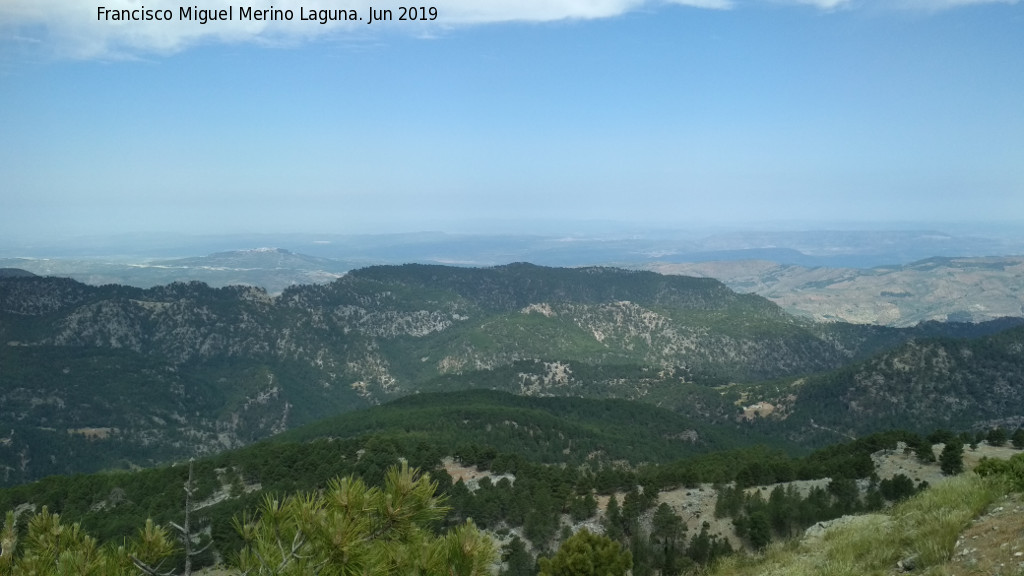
[1,263,1020,484]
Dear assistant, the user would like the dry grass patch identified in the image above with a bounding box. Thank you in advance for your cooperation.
[710,475,1007,576]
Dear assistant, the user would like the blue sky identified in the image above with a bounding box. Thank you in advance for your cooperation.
[1,0,1022,241]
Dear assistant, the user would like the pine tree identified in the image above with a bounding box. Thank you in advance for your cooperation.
[569,492,597,522]
[650,503,684,575]
[621,488,645,536]
[685,522,712,565]
[233,462,495,575]
[987,427,1008,447]
[604,495,624,542]
[1012,428,1024,449]
[940,442,965,476]
[538,529,631,576]
[0,508,175,576]
[909,436,936,463]
[500,536,533,576]
[746,510,772,550]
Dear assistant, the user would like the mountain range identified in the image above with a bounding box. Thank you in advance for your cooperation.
[5,238,1023,328]
[0,248,350,295]
[2,263,1023,485]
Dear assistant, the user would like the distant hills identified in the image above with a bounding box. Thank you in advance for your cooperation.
[3,230,1023,325]
[5,228,1023,267]
[149,247,341,270]
[649,256,1024,326]
[2,263,1023,485]
[0,248,350,294]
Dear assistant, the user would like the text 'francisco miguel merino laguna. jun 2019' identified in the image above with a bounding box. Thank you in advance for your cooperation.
[96,5,438,25]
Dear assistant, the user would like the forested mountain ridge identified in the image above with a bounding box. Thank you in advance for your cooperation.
[0,390,978,575]
[0,268,36,278]
[1,264,1021,485]
[0,390,762,571]
[769,324,1024,442]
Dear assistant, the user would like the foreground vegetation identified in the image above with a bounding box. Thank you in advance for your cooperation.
[5,452,1024,575]
[0,392,956,566]
[4,434,1024,575]
[710,454,1024,576]
[0,463,494,576]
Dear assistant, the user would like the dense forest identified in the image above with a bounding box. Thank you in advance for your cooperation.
[3,267,1022,485]
[3,266,1024,574]
[4,391,1018,574]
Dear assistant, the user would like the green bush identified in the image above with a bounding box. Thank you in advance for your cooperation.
[538,529,632,576]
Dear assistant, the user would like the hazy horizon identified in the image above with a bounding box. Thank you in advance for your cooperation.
[4,223,1024,268]
[3,1,1022,242]
[4,218,1024,247]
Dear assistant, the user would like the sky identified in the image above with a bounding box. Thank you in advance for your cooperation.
[1,0,1023,242]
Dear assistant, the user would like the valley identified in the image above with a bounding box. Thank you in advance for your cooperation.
[3,263,1023,485]
[7,0,1023,570]
[1,389,1021,576]
[1,261,1023,575]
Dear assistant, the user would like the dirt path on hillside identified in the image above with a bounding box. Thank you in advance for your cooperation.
[944,491,1024,576]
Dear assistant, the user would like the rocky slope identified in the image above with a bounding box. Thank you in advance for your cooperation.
[1,263,1020,484]
[738,324,1024,445]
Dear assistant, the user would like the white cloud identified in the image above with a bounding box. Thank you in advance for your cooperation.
[0,0,608,59]
[1,0,342,59]
[893,0,1018,7]
[775,0,852,8]
[666,0,735,8]
[1,0,738,59]
[0,0,1016,59]
[766,0,1018,8]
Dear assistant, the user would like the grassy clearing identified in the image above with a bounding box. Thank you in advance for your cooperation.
[710,474,1009,576]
